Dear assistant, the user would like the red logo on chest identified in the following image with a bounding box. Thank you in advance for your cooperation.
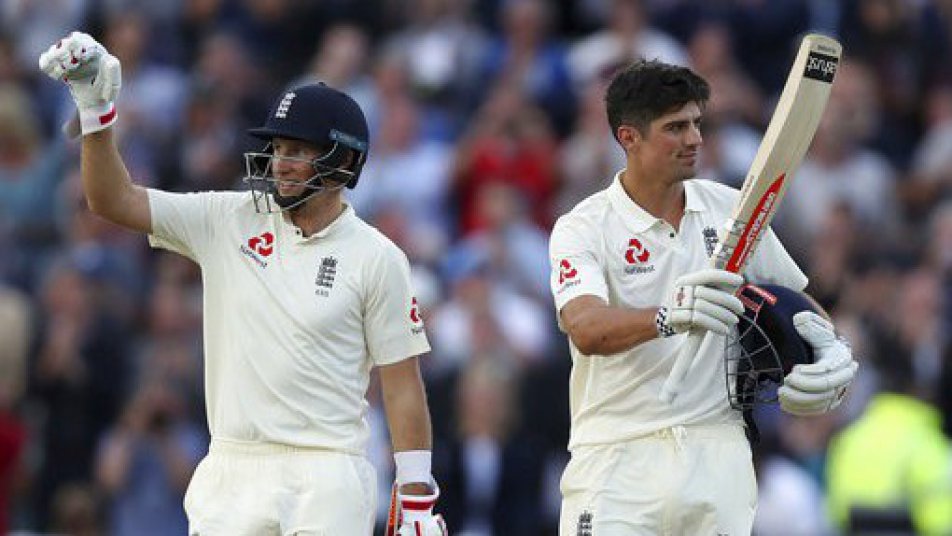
[624,238,650,264]
[247,232,274,257]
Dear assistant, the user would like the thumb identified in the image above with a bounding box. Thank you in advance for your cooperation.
[97,54,122,102]
[793,311,835,348]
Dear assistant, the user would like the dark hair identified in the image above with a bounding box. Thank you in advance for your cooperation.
[605,59,710,141]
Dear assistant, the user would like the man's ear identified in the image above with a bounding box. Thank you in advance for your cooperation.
[617,125,642,152]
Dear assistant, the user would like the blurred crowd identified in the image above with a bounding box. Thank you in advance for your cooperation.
[1,0,952,534]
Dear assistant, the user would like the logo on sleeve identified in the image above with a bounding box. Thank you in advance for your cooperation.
[624,238,654,274]
[240,232,274,268]
[409,297,425,334]
[314,256,338,296]
[558,259,578,285]
[556,259,581,294]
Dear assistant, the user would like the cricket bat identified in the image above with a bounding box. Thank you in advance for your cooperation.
[659,33,842,404]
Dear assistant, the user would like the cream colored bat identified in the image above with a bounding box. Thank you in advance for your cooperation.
[660,33,842,404]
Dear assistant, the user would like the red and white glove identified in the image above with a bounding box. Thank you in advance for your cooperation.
[38,31,121,137]
[386,483,448,536]
[657,268,745,337]
[779,311,858,415]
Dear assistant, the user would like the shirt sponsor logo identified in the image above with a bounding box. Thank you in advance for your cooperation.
[557,259,581,292]
[315,256,337,297]
[624,238,655,274]
[409,297,425,334]
[240,232,274,268]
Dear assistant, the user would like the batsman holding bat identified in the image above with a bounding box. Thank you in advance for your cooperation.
[40,31,446,535]
[549,57,858,534]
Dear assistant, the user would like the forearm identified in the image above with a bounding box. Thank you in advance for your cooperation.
[563,299,659,356]
[383,376,432,453]
[379,358,434,493]
[81,129,151,232]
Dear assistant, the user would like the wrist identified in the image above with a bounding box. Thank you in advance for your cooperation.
[76,100,117,135]
[655,306,676,338]
[394,449,432,486]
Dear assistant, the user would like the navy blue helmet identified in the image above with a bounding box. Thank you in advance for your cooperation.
[725,283,819,409]
[243,82,369,211]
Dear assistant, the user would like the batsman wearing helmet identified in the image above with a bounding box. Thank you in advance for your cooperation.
[549,59,859,535]
[40,32,447,535]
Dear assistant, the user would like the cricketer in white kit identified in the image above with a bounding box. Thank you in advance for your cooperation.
[40,31,447,535]
[549,60,857,535]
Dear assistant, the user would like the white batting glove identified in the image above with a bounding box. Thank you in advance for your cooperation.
[778,312,858,416]
[395,487,448,536]
[656,269,745,337]
[38,31,121,137]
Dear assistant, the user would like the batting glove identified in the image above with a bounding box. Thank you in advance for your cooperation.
[657,269,745,337]
[38,31,121,137]
[778,311,858,416]
[390,486,448,536]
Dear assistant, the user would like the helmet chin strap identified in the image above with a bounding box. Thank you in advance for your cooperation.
[272,176,347,211]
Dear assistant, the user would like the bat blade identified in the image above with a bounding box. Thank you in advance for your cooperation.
[659,33,842,404]
[711,33,841,274]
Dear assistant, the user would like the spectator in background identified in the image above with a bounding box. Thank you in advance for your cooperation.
[0,286,30,535]
[349,96,455,248]
[687,21,762,187]
[47,483,103,536]
[904,84,952,219]
[95,379,205,536]
[893,268,947,397]
[0,84,68,289]
[839,0,952,167]
[102,11,188,166]
[428,248,551,376]
[778,59,899,256]
[382,0,488,134]
[178,82,242,191]
[476,0,576,135]
[556,71,626,216]
[436,357,545,535]
[295,23,375,116]
[826,345,952,536]
[32,258,132,529]
[753,431,833,536]
[568,0,689,90]
[450,180,550,301]
[452,83,559,233]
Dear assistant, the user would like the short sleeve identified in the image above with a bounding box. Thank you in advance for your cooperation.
[147,189,217,264]
[745,227,809,291]
[363,243,431,366]
[549,216,609,313]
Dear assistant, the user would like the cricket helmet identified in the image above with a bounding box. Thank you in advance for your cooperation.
[725,283,819,410]
[243,82,369,212]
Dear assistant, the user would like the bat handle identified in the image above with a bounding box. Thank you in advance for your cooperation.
[659,328,709,403]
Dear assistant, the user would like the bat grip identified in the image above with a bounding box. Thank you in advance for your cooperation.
[659,328,709,403]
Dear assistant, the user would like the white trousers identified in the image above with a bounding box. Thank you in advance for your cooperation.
[559,424,757,536]
[184,439,377,535]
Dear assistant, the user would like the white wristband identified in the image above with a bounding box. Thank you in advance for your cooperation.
[394,450,432,485]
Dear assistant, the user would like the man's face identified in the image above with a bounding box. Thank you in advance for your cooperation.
[270,137,323,198]
[627,101,703,184]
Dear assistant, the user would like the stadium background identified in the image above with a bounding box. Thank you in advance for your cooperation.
[1,0,951,534]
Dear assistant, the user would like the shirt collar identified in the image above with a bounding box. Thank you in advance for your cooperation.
[607,171,706,233]
[280,203,355,240]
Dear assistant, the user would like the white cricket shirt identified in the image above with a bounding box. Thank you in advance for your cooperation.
[549,173,807,449]
[147,189,430,452]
